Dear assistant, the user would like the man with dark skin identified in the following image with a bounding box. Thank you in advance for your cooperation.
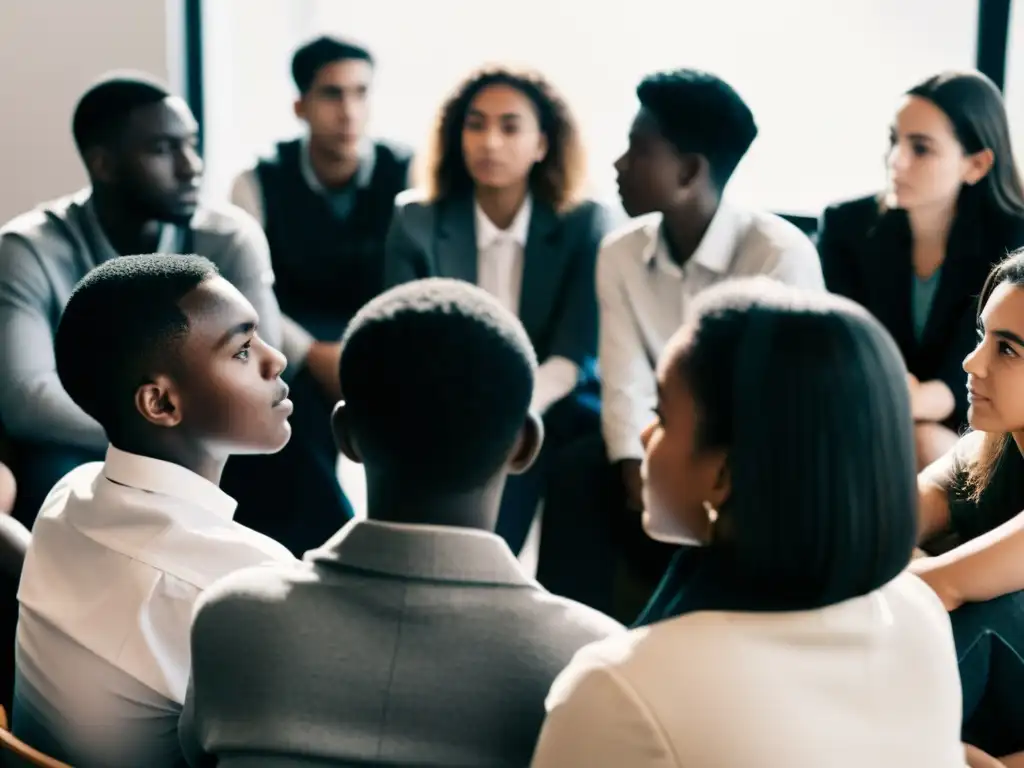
[14,254,295,768]
[0,74,283,525]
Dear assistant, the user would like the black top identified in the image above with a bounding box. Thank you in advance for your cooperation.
[922,431,1024,546]
[256,138,412,341]
[818,194,1024,427]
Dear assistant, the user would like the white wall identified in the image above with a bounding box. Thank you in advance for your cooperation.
[0,0,181,224]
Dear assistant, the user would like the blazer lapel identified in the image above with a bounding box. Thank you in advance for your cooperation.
[864,212,915,354]
[434,195,479,284]
[518,202,564,342]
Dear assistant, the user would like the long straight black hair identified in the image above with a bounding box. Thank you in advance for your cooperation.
[638,279,918,624]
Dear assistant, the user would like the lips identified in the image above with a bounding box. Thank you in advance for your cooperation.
[967,387,989,403]
[272,384,290,408]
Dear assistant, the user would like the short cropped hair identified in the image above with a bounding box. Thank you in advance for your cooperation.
[637,69,757,189]
[292,36,373,94]
[339,278,537,493]
[72,73,170,154]
[56,254,219,441]
[675,278,916,608]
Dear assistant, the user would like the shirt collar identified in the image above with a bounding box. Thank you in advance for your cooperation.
[307,518,535,587]
[81,193,177,263]
[101,445,237,521]
[299,135,376,193]
[642,201,741,274]
[475,195,532,251]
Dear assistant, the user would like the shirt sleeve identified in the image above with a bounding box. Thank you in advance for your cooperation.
[597,243,656,462]
[532,356,578,414]
[213,214,283,351]
[531,650,676,768]
[229,170,265,228]
[0,234,107,449]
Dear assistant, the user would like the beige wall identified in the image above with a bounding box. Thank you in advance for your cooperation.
[0,0,180,223]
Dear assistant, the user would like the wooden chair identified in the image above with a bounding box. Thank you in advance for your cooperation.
[0,706,70,767]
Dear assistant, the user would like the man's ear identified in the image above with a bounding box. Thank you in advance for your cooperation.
[507,412,544,476]
[134,375,182,429]
[676,153,705,190]
[331,401,362,464]
[84,146,117,185]
[293,97,308,123]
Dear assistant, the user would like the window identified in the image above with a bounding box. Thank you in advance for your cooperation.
[201,0,977,215]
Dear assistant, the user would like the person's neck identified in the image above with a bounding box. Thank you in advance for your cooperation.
[308,140,360,189]
[363,469,504,531]
[91,189,163,255]
[475,183,529,231]
[117,436,227,486]
[660,195,719,268]
[907,198,957,251]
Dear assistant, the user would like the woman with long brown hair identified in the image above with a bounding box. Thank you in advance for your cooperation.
[916,248,1024,758]
[384,65,611,554]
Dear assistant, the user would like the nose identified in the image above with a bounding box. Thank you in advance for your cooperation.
[176,144,203,181]
[963,340,986,377]
[262,338,288,380]
[614,152,628,175]
[483,127,503,151]
[887,142,909,175]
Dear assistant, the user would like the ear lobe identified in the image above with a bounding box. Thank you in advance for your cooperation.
[707,451,732,511]
[508,412,544,476]
[966,148,995,185]
[135,376,182,429]
[535,134,549,164]
[677,153,703,189]
[331,401,362,464]
[293,98,307,122]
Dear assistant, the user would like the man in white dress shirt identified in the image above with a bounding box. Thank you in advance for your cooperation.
[13,255,296,767]
[543,69,824,611]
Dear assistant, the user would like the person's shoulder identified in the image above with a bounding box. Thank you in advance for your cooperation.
[820,194,883,231]
[191,201,265,242]
[598,212,661,263]
[374,138,414,167]
[392,188,439,228]
[528,590,625,644]
[741,207,816,253]
[0,190,88,256]
[193,559,316,624]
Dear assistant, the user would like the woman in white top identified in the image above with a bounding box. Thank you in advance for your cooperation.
[531,278,968,768]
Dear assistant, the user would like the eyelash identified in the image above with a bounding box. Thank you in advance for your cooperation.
[235,340,252,361]
[976,330,1019,358]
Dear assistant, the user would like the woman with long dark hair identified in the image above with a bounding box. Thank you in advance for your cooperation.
[384,66,610,554]
[531,279,966,767]
[820,70,1024,469]
[916,249,1024,759]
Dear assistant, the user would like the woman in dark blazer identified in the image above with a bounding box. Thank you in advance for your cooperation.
[819,70,1024,469]
[384,66,611,555]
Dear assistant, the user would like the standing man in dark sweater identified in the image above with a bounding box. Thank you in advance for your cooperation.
[226,37,411,549]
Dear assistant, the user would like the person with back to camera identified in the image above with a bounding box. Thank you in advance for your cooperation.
[178,278,623,768]
[13,254,296,767]
[531,278,968,767]
[820,70,1024,470]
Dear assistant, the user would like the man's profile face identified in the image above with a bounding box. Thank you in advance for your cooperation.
[613,108,685,217]
[112,97,203,225]
[295,59,373,161]
[170,277,293,456]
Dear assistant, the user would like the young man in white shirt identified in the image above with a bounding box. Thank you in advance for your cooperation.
[13,254,296,767]
[541,70,824,611]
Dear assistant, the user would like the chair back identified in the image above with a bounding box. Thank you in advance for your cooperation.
[0,707,71,768]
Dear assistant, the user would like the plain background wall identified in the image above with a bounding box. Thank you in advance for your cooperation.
[0,0,181,224]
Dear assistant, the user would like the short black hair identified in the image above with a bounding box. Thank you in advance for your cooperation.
[637,69,758,189]
[673,278,916,608]
[292,36,373,94]
[339,278,537,494]
[56,254,219,442]
[72,72,171,154]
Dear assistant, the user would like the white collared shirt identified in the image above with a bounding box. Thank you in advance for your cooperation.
[598,203,824,461]
[475,196,579,413]
[15,446,295,766]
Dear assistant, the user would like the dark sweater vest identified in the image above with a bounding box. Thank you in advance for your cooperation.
[255,138,410,340]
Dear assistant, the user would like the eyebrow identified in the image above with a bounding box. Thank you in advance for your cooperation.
[904,132,935,144]
[994,328,1024,347]
[467,108,522,120]
[215,321,257,349]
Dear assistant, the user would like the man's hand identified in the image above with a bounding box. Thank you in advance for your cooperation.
[618,459,643,513]
[304,341,342,402]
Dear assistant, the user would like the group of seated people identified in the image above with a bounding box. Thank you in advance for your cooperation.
[0,30,1023,767]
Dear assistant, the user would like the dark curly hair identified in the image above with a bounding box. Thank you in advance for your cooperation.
[416,66,588,212]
